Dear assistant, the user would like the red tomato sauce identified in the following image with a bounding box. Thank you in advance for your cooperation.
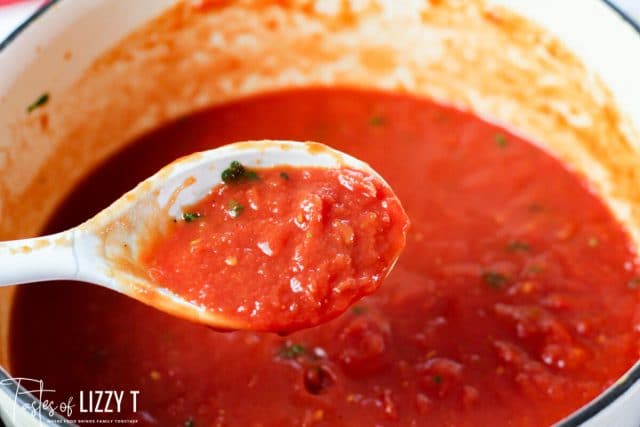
[140,165,408,331]
[10,88,640,426]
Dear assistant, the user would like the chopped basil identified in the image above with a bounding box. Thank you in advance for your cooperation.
[369,115,385,127]
[184,419,195,427]
[221,161,259,183]
[27,93,49,113]
[182,212,202,222]
[278,342,307,359]
[482,271,509,289]
[588,237,600,247]
[628,277,640,290]
[245,170,259,181]
[280,171,290,181]
[507,240,531,253]
[221,161,244,182]
[432,374,443,385]
[228,200,244,218]
[494,133,508,149]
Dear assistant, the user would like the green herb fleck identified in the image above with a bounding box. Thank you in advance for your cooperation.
[351,305,367,315]
[278,342,307,359]
[588,237,600,247]
[228,200,245,218]
[221,161,259,184]
[482,271,509,289]
[182,212,202,223]
[27,93,49,113]
[432,374,443,385]
[245,170,260,181]
[369,115,385,127]
[628,277,640,290]
[280,171,290,181]
[184,419,195,427]
[494,133,508,149]
[507,240,531,253]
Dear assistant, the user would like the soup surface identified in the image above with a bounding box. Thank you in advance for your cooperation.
[141,164,408,332]
[10,88,640,426]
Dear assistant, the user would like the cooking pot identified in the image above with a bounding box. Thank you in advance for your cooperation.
[1,0,639,425]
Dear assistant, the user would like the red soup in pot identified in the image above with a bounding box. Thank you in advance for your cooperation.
[10,88,640,426]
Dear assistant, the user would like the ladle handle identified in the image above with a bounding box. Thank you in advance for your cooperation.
[0,230,78,286]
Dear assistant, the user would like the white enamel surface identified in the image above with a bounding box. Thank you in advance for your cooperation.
[0,1,640,427]
[0,0,179,174]
[579,375,640,427]
[0,0,177,96]
[489,0,640,144]
[0,1,40,42]
[0,230,77,286]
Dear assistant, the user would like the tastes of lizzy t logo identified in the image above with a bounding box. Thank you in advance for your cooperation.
[0,377,140,424]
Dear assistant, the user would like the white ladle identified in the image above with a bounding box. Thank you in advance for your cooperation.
[0,140,399,330]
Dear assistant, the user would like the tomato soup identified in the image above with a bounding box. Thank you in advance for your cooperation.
[10,88,640,426]
[140,164,408,332]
